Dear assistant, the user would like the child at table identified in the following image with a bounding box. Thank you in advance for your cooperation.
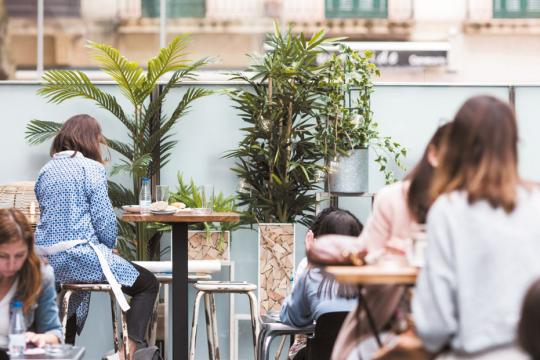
[280,207,363,359]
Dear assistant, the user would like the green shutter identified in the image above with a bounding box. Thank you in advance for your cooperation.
[325,0,387,19]
[493,0,540,18]
[142,0,205,18]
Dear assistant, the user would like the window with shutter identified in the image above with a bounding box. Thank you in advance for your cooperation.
[493,0,540,18]
[325,0,387,19]
[142,0,205,18]
[5,0,80,18]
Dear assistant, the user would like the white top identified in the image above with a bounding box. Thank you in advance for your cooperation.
[0,278,19,347]
[413,187,540,354]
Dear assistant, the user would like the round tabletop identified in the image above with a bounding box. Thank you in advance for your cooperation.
[325,265,419,285]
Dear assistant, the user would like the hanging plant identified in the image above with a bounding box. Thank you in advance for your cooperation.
[316,44,407,183]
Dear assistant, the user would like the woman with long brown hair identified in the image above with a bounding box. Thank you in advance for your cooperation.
[412,95,539,358]
[360,122,451,257]
[34,114,158,360]
[328,123,451,360]
[0,208,61,351]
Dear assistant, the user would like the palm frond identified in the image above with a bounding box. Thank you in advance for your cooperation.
[140,57,211,132]
[145,35,190,88]
[25,119,62,145]
[38,70,134,132]
[108,181,136,208]
[110,154,152,178]
[87,41,146,106]
[116,219,137,260]
[105,139,133,161]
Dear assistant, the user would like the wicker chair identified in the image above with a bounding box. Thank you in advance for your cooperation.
[0,181,39,227]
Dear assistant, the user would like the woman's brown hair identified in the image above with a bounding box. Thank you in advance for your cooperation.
[0,209,42,313]
[406,122,452,223]
[50,114,106,163]
[519,278,540,360]
[308,207,363,299]
[430,95,519,212]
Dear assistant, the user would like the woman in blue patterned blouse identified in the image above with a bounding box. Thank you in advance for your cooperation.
[34,114,158,360]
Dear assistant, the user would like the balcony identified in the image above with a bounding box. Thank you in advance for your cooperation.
[117,0,413,38]
[465,0,540,34]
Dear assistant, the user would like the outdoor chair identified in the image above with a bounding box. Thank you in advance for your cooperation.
[59,283,130,359]
[305,311,349,360]
[257,315,315,360]
[257,311,349,360]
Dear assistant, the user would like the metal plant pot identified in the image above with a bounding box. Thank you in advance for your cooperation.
[328,148,369,194]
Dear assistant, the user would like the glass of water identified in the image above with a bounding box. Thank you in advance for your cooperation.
[194,184,214,214]
[155,185,170,203]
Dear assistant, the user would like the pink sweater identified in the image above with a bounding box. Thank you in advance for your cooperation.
[360,181,422,254]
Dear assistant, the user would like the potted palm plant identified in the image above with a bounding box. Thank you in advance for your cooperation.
[226,25,332,314]
[25,36,211,260]
[168,173,240,262]
[316,44,407,193]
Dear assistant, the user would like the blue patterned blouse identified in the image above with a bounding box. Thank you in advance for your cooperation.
[35,151,139,332]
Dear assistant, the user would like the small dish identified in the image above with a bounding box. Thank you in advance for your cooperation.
[44,344,73,356]
[122,205,141,213]
[150,206,177,215]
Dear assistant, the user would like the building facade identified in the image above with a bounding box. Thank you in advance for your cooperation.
[5,0,540,82]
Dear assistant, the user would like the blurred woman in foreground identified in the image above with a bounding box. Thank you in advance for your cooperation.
[413,95,539,358]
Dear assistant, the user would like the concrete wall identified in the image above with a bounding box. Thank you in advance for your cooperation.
[1,82,538,359]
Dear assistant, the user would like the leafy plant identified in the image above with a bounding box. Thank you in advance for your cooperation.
[25,36,211,260]
[316,44,407,183]
[165,173,240,250]
[225,25,335,227]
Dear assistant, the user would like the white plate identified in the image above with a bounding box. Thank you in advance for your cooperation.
[150,209,177,215]
[122,205,141,213]
[175,207,193,212]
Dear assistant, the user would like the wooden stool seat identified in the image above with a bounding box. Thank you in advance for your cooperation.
[194,280,257,292]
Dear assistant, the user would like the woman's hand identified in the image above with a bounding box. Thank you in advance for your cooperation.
[25,331,60,347]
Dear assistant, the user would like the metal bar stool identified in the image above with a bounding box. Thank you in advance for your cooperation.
[59,283,130,358]
[189,280,259,360]
[133,260,221,360]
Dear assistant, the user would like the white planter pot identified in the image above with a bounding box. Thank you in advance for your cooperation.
[328,148,369,194]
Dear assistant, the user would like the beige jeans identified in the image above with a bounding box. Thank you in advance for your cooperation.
[332,285,405,360]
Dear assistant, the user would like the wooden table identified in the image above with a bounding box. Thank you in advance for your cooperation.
[326,265,419,347]
[326,265,419,285]
[123,212,240,360]
[6,346,85,359]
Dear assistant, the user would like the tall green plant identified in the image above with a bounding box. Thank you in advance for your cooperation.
[25,36,211,260]
[316,44,406,183]
[225,26,334,227]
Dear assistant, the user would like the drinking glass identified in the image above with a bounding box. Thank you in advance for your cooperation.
[155,185,170,210]
[408,225,428,267]
[194,185,214,214]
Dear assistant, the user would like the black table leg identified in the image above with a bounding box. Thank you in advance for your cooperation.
[172,223,189,360]
[358,285,383,348]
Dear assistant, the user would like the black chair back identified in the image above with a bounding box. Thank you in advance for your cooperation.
[306,311,349,360]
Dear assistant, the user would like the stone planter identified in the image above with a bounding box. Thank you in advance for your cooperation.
[258,223,295,315]
[188,230,230,262]
[328,148,369,194]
